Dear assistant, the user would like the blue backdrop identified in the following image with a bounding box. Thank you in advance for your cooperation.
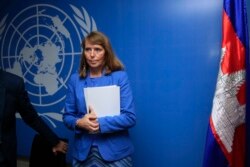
[0,0,249,167]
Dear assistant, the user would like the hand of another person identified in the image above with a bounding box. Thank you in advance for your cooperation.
[52,140,68,155]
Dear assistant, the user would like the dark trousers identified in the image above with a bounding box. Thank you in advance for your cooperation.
[29,134,67,167]
[0,144,8,167]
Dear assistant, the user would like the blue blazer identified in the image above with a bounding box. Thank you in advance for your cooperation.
[63,70,136,161]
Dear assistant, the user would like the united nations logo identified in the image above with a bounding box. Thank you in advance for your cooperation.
[0,4,97,127]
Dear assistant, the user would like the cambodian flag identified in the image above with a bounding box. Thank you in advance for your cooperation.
[203,0,249,167]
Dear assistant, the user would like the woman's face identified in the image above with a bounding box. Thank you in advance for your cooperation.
[84,41,105,71]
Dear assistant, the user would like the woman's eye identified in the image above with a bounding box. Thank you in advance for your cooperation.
[95,48,102,52]
[85,48,91,52]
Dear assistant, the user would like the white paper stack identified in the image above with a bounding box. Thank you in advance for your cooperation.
[84,85,120,117]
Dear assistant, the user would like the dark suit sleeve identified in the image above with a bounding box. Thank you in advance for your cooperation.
[16,78,59,147]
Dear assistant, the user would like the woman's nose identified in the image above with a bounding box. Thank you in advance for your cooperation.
[90,49,95,56]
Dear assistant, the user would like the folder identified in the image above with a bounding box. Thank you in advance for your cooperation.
[84,85,120,117]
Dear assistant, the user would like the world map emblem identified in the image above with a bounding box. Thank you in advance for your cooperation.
[0,4,97,127]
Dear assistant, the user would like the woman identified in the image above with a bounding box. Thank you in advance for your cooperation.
[63,31,136,167]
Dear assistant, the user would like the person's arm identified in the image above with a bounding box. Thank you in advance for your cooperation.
[98,71,136,133]
[63,74,80,130]
[63,74,90,134]
[16,78,67,153]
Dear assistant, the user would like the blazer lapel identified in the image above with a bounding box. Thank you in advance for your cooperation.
[0,84,5,115]
[0,70,5,122]
[0,71,5,142]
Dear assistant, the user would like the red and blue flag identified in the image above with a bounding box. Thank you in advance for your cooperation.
[203,0,249,167]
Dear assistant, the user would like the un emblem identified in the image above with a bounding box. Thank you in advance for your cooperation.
[0,4,97,127]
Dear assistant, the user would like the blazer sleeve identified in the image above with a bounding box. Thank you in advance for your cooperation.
[98,71,136,133]
[16,78,59,147]
[63,74,86,134]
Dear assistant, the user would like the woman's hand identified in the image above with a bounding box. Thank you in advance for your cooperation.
[76,106,99,133]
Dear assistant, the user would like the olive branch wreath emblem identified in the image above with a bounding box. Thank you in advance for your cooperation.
[0,14,7,41]
[0,4,97,127]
